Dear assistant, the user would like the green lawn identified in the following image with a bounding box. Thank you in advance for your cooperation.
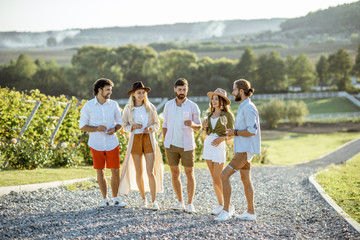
[1,132,359,187]
[262,132,360,165]
[316,153,360,223]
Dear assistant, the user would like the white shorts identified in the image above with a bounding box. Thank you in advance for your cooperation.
[202,134,226,163]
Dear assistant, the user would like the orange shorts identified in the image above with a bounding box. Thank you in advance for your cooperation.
[90,146,120,169]
[131,133,153,155]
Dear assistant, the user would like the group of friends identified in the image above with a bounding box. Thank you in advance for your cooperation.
[79,77,261,221]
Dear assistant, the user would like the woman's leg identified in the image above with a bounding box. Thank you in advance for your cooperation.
[206,160,224,206]
[132,154,145,200]
[144,152,156,202]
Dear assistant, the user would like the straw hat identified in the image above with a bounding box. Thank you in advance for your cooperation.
[207,88,231,105]
[127,81,151,95]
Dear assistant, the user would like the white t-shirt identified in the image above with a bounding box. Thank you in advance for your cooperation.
[133,105,149,134]
[210,117,219,129]
[171,106,184,148]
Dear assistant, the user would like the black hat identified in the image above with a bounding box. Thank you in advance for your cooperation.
[127,81,151,95]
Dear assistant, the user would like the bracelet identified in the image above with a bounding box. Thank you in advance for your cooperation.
[234,130,238,136]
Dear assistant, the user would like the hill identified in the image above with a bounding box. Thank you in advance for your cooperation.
[0,19,285,49]
[279,1,360,41]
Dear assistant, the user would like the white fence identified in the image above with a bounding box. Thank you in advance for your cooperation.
[305,112,360,121]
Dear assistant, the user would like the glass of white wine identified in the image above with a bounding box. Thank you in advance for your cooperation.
[202,110,208,120]
[183,112,190,128]
[219,115,228,131]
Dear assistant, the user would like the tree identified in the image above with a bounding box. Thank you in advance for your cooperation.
[328,49,352,90]
[15,54,37,79]
[255,51,286,92]
[47,37,57,47]
[156,49,197,97]
[235,46,257,81]
[287,53,316,91]
[353,42,360,78]
[316,55,330,90]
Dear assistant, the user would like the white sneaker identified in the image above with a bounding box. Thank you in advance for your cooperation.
[99,198,110,208]
[229,205,235,216]
[113,197,127,207]
[140,198,148,208]
[171,201,185,210]
[235,211,256,221]
[151,201,160,211]
[214,210,231,221]
[186,204,196,213]
[211,205,223,215]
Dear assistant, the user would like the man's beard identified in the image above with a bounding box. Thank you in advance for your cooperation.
[235,93,242,102]
[176,93,186,100]
[102,93,111,99]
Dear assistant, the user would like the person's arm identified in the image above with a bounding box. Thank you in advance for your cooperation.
[81,125,106,132]
[227,107,258,137]
[184,103,201,131]
[162,128,167,142]
[79,103,107,133]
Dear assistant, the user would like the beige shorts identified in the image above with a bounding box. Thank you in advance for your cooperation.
[165,145,194,167]
[228,152,251,171]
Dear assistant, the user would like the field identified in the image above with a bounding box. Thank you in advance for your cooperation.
[0,42,358,66]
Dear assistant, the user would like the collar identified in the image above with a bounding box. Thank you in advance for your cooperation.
[173,98,189,106]
[239,98,250,107]
[94,97,110,105]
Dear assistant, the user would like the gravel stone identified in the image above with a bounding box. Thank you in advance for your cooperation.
[1,138,359,239]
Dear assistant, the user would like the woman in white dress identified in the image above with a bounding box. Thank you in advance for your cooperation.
[202,88,235,215]
[119,81,164,210]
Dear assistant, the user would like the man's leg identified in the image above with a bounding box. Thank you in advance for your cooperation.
[110,168,120,198]
[240,170,255,214]
[97,169,107,199]
[170,165,183,202]
[220,167,235,212]
[184,167,195,204]
[220,153,248,212]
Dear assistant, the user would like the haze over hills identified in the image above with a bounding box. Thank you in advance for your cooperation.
[0,18,286,49]
[0,1,359,50]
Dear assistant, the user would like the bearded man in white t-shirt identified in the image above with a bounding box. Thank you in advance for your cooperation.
[162,78,201,213]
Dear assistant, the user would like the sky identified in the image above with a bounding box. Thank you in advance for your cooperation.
[0,0,357,32]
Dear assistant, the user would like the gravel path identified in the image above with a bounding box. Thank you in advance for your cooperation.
[1,138,360,239]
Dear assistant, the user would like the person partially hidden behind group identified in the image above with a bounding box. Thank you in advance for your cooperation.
[119,81,164,210]
[201,88,235,218]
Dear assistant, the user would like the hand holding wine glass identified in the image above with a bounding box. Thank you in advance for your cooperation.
[183,112,191,128]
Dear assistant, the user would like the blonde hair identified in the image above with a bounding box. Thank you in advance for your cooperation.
[127,90,152,113]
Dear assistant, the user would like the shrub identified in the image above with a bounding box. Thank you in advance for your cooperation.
[286,100,309,126]
[259,99,286,128]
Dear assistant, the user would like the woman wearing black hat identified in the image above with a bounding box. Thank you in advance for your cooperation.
[119,81,164,210]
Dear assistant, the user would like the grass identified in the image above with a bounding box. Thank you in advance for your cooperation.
[315,153,360,223]
[0,166,100,187]
[262,132,360,165]
[1,132,359,187]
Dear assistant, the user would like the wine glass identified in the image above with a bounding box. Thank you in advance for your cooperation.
[220,115,228,130]
[202,110,208,120]
[183,112,190,128]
